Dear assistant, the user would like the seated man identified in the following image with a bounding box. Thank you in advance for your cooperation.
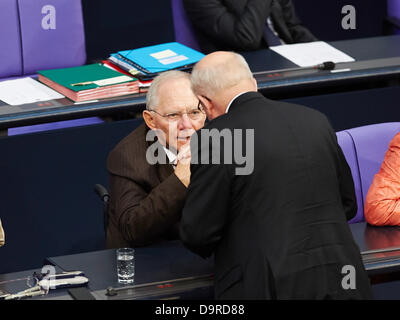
[0,218,4,247]
[365,131,400,226]
[183,0,317,53]
[106,70,206,248]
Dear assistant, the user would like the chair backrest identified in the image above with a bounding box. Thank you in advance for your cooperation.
[94,184,110,237]
[0,0,23,78]
[171,0,202,51]
[18,0,86,74]
[337,122,400,223]
[336,130,363,223]
[0,0,86,79]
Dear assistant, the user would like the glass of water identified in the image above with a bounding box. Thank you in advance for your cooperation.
[116,248,135,284]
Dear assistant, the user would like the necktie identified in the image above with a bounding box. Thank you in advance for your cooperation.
[263,18,281,46]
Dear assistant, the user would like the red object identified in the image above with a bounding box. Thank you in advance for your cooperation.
[102,60,135,77]
[38,74,139,102]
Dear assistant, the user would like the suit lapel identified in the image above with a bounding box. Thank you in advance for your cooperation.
[153,140,174,182]
[158,161,174,182]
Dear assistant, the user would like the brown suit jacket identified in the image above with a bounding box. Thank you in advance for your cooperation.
[106,123,187,248]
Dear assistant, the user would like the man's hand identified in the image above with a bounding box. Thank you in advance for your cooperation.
[174,143,191,188]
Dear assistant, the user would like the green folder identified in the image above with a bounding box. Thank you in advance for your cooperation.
[38,63,136,92]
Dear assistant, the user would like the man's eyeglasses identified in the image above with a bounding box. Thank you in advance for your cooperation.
[148,102,205,122]
[197,96,211,112]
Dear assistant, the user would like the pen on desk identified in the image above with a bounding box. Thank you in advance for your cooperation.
[70,81,93,86]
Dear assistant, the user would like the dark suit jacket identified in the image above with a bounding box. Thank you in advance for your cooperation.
[106,123,187,249]
[180,92,372,299]
[183,0,317,53]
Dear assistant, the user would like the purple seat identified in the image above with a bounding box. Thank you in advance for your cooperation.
[5,0,89,135]
[336,130,363,223]
[346,122,400,213]
[388,0,400,34]
[18,0,86,74]
[171,0,202,51]
[0,0,23,78]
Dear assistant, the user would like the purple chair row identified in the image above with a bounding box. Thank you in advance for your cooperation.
[0,0,103,135]
[337,122,400,223]
[1,0,197,80]
[0,0,86,79]
[171,0,201,51]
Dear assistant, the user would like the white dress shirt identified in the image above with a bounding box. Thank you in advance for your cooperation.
[163,146,177,169]
[225,92,248,114]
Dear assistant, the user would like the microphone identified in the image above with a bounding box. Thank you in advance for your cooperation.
[253,61,336,77]
[315,61,336,71]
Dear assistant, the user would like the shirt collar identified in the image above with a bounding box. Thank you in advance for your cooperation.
[163,146,177,167]
[225,92,248,114]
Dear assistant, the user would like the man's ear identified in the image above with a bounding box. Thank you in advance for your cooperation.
[252,77,258,91]
[143,110,156,130]
[199,95,213,113]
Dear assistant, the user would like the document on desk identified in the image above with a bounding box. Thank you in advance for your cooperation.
[0,77,64,106]
[269,41,355,67]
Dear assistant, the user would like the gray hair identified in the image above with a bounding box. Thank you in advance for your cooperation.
[146,70,191,110]
[190,52,253,97]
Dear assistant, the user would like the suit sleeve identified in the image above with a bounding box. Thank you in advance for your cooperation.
[364,132,400,226]
[180,132,232,258]
[108,151,187,246]
[278,0,317,42]
[183,0,273,50]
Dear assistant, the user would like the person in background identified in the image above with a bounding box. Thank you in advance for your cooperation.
[106,70,206,248]
[183,0,317,53]
[180,51,371,299]
[365,131,400,226]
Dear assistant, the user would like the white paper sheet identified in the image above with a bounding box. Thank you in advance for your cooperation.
[0,77,64,105]
[270,41,355,67]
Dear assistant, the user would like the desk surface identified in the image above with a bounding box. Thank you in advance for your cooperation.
[1,35,400,130]
[45,240,214,300]
[0,266,70,300]
[45,222,400,298]
[350,222,400,275]
[3,222,400,299]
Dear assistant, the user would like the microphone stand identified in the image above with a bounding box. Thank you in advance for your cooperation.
[253,61,336,77]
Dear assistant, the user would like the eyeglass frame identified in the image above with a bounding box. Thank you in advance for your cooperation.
[147,101,205,122]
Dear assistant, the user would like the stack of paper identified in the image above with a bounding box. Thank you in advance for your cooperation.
[269,41,355,67]
[38,64,139,102]
[107,42,205,80]
[0,77,64,105]
[102,60,152,93]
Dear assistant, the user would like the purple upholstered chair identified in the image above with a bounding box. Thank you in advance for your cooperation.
[336,130,363,223]
[346,122,400,214]
[0,0,23,78]
[18,0,86,75]
[171,0,202,51]
[6,0,102,135]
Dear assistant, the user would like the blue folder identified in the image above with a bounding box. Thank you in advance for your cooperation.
[117,42,205,74]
